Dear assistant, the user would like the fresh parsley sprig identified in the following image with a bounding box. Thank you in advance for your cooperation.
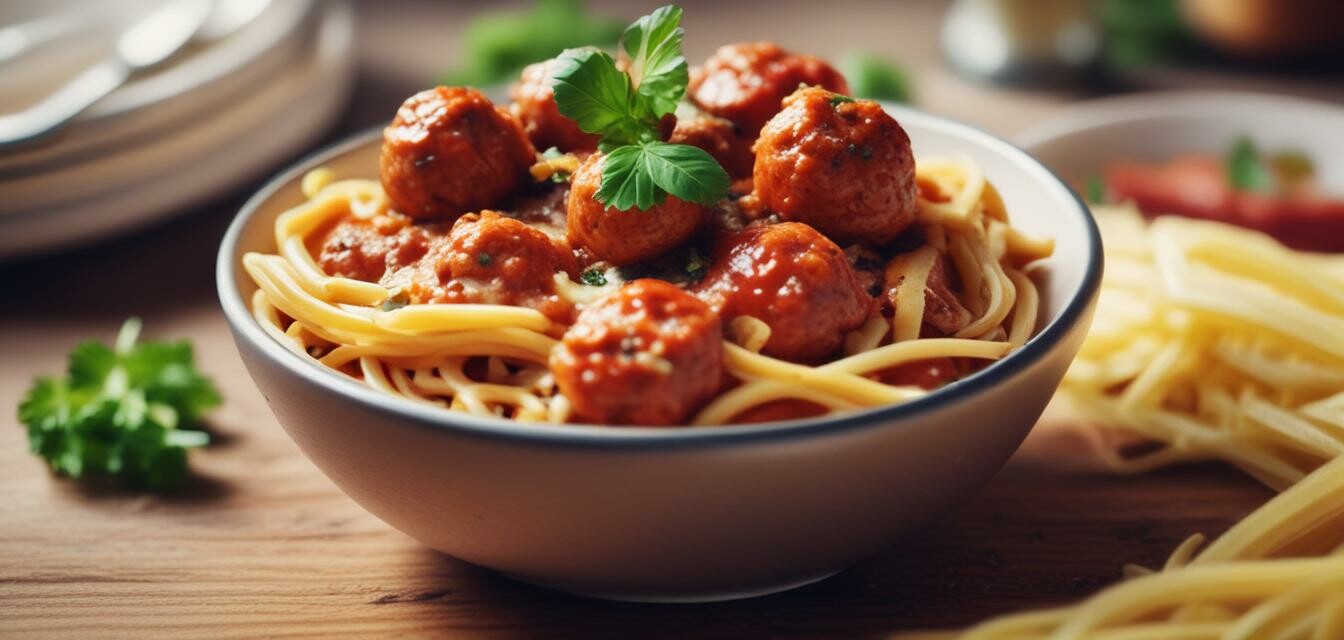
[621,6,689,117]
[552,5,730,211]
[17,319,220,491]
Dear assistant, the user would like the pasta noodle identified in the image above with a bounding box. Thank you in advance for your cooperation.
[895,205,1344,639]
[1064,205,1344,488]
[242,158,1051,425]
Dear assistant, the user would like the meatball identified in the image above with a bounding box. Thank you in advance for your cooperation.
[669,114,755,180]
[316,214,437,283]
[753,86,918,246]
[380,86,536,220]
[689,42,849,137]
[566,152,706,266]
[401,211,575,322]
[551,279,724,425]
[694,222,871,362]
[509,58,600,153]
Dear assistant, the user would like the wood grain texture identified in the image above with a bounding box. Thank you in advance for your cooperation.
[0,1,1301,637]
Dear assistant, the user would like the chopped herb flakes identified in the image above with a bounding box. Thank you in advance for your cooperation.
[580,268,608,286]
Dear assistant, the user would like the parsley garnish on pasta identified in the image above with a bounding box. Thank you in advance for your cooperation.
[551,5,730,211]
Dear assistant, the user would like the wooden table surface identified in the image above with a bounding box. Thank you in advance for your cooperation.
[0,0,1313,637]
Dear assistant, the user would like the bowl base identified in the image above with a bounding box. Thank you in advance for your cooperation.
[501,568,845,603]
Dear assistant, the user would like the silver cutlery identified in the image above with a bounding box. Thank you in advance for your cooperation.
[0,0,214,149]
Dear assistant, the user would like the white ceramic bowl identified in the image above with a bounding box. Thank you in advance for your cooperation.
[217,104,1102,602]
[1016,91,1344,188]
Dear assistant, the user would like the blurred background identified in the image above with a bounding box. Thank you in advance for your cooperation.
[1,0,1342,260]
[2,2,1342,632]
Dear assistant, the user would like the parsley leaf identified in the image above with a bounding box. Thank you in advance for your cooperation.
[621,5,688,117]
[1226,137,1274,192]
[552,48,654,149]
[16,319,220,491]
[598,141,731,210]
[596,144,661,210]
[553,5,730,211]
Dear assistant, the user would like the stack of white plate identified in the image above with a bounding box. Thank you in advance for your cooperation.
[0,0,354,258]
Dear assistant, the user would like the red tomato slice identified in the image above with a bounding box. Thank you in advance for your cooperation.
[1106,157,1235,223]
[1105,156,1344,252]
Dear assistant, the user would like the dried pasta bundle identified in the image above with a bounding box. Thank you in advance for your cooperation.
[899,205,1344,639]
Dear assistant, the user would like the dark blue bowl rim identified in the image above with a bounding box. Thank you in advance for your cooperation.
[216,106,1103,451]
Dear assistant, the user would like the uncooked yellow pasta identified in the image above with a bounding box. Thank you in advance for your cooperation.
[895,205,1344,640]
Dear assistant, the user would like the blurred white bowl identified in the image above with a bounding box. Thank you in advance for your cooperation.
[0,0,314,171]
[1015,91,1344,189]
[0,0,352,258]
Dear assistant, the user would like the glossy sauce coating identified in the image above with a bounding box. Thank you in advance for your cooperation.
[315,214,438,283]
[566,152,706,266]
[407,211,576,322]
[550,279,724,425]
[870,358,963,389]
[509,58,600,153]
[731,399,828,424]
[694,222,872,362]
[504,181,572,240]
[380,86,536,220]
[689,42,849,137]
[669,114,756,180]
[753,87,918,246]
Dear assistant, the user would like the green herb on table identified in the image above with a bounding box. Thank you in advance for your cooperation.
[440,0,624,88]
[552,5,730,211]
[839,52,912,103]
[1226,137,1274,193]
[17,319,220,491]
